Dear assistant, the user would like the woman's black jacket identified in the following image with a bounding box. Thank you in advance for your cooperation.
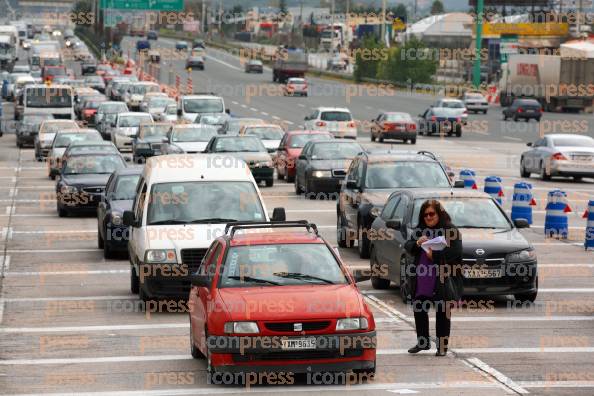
[403,225,463,302]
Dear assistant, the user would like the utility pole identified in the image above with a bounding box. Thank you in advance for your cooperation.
[472,0,484,87]
[202,0,206,35]
[380,0,386,43]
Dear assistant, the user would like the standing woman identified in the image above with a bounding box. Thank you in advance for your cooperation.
[404,199,462,356]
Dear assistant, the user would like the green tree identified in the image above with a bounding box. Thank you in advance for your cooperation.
[430,0,445,15]
[377,37,437,84]
[279,0,287,14]
[354,34,385,82]
[392,4,408,22]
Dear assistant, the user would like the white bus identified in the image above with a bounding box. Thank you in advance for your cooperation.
[23,84,75,120]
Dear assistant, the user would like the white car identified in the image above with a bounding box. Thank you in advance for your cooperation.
[110,112,154,152]
[240,124,285,153]
[179,94,226,122]
[462,92,489,114]
[47,129,103,179]
[138,92,168,113]
[163,124,219,154]
[142,96,176,120]
[35,120,79,161]
[124,82,161,110]
[156,103,178,122]
[123,154,286,301]
[303,107,357,139]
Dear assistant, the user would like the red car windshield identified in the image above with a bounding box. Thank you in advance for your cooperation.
[219,243,348,287]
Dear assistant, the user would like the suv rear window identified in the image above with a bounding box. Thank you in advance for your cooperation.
[365,162,450,189]
[320,111,352,122]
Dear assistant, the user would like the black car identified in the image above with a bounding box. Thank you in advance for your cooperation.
[192,38,205,49]
[203,135,274,186]
[147,30,158,40]
[294,140,363,196]
[502,98,542,122]
[186,55,205,70]
[97,167,142,258]
[56,151,127,217]
[337,150,460,258]
[81,61,97,76]
[132,123,172,163]
[17,114,53,148]
[368,189,538,303]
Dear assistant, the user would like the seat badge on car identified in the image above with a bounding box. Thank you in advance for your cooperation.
[294,323,303,332]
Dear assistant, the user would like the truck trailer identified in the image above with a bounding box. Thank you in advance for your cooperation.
[272,47,308,83]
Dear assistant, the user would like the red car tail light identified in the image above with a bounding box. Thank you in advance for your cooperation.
[431,115,437,121]
[347,122,356,128]
[517,107,523,113]
[316,121,326,127]
[552,152,567,161]
[407,123,416,131]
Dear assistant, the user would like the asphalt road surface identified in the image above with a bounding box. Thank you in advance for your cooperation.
[0,37,593,396]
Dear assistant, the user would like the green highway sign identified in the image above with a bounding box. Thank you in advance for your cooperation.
[100,0,183,11]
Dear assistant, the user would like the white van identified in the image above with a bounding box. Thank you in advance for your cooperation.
[123,154,286,301]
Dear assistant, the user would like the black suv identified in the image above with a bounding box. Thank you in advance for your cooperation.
[337,150,460,258]
[368,189,538,303]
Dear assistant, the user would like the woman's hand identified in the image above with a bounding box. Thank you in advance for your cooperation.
[417,236,429,246]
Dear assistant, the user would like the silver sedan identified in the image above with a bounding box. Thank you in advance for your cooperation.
[520,134,594,181]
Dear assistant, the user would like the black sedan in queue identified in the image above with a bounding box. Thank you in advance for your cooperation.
[56,151,127,217]
[97,167,142,258]
[368,189,538,303]
[294,140,363,196]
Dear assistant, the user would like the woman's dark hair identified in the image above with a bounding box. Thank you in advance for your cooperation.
[417,199,452,230]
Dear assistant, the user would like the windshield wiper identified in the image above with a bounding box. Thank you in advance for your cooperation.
[227,276,280,285]
[148,219,190,225]
[273,272,335,284]
[458,226,499,229]
[186,218,238,224]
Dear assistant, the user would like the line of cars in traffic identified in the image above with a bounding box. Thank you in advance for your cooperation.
[10,27,594,382]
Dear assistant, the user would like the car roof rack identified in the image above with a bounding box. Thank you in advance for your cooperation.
[224,220,319,238]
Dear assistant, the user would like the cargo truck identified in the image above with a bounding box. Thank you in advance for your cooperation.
[499,54,594,112]
[272,47,308,83]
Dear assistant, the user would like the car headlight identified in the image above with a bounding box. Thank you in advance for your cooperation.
[313,170,332,178]
[506,249,536,262]
[60,185,77,194]
[145,249,177,263]
[224,321,259,334]
[336,317,368,331]
[253,160,272,168]
[136,143,150,150]
[111,212,122,226]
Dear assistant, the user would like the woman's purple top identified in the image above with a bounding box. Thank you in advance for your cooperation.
[415,250,437,298]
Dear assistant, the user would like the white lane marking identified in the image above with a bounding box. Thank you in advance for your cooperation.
[519,381,594,388]
[1,295,133,302]
[260,111,269,116]
[377,347,594,354]
[249,107,258,112]
[387,391,419,394]
[11,229,96,234]
[285,120,294,125]
[0,354,193,365]
[0,382,500,395]
[364,288,594,295]
[5,269,129,276]
[205,55,241,71]
[503,136,523,142]
[6,248,99,253]
[272,115,281,120]
[240,104,247,108]
[0,323,188,333]
[231,101,238,105]
[364,294,414,326]
[466,357,529,394]
[298,103,306,107]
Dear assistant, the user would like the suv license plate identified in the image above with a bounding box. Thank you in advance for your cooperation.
[463,269,503,278]
[281,338,316,350]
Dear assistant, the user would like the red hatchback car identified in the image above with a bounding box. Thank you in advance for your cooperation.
[275,131,334,183]
[188,221,376,381]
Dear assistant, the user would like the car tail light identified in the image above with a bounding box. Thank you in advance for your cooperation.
[539,107,543,113]
[347,122,356,128]
[456,117,461,123]
[316,121,326,127]
[407,123,416,131]
[517,107,523,113]
[552,152,567,161]
[431,115,437,121]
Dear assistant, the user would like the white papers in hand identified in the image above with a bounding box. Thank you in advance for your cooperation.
[421,236,447,253]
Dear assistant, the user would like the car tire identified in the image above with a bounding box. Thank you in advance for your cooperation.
[520,158,530,178]
[370,248,390,289]
[103,239,115,259]
[130,265,139,294]
[540,161,551,181]
[483,110,488,114]
[503,114,508,120]
[455,126,462,137]
[286,173,295,183]
[97,225,104,249]
[536,117,541,122]
[370,132,376,142]
[337,214,348,248]
[514,277,538,303]
[277,167,284,180]
[50,173,56,180]
[399,256,411,304]
[513,114,519,122]
[410,138,416,144]
[265,179,273,187]
[190,321,206,359]
[378,136,384,143]
[58,206,68,218]
[574,176,583,182]
[294,176,302,195]
[139,284,150,302]
[358,223,370,259]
